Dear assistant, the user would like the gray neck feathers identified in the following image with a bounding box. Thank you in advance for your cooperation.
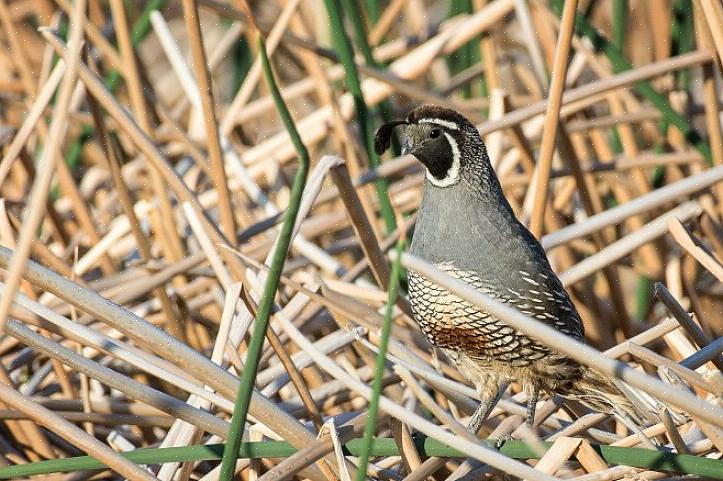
[411,140,531,274]
[458,136,507,203]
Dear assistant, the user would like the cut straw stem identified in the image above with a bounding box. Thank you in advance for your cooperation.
[218,34,311,481]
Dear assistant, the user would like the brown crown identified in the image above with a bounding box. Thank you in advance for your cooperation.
[407,105,472,129]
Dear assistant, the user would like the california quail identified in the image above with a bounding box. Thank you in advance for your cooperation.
[374,105,651,434]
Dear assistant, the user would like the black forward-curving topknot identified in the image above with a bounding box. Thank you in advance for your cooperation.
[373,120,408,155]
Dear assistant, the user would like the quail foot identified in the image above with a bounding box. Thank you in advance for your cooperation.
[375,105,655,436]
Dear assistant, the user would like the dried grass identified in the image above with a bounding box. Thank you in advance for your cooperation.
[0,1,721,480]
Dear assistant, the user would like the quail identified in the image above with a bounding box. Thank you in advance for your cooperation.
[374,105,652,434]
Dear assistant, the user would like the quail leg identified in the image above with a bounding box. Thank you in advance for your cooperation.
[467,383,507,434]
[493,388,540,449]
[466,398,496,434]
[525,387,539,429]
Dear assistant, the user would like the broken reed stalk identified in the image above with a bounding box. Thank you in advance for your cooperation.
[355,239,404,481]
[218,34,311,481]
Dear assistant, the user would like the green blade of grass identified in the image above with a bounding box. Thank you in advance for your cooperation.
[364,0,380,26]
[612,0,627,50]
[218,34,311,481]
[323,0,397,233]
[671,0,694,90]
[446,0,485,99]
[3,438,722,479]
[355,239,404,481]
[105,0,167,91]
[338,0,401,154]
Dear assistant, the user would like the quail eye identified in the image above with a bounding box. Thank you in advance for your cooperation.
[430,128,441,139]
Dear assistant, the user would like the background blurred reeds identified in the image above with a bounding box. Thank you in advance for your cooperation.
[0,0,721,479]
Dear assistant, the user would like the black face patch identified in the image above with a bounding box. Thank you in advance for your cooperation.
[411,131,455,180]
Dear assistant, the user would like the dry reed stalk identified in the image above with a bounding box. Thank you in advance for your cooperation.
[86,59,182,340]
[478,50,715,136]
[0,0,86,333]
[698,0,723,66]
[528,0,578,237]
[6,320,231,437]
[558,202,702,286]
[45,32,250,279]
[0,61,65,186]
[0,382,159,481]
[55,0,123,70]
[668,217,723,282]
[181,0,236,242]
[0,246,324,465]
[0,2,721,480]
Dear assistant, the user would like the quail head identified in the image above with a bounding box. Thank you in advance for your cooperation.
[375,105,654,434]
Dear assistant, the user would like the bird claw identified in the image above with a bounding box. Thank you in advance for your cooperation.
[492,434,514,449]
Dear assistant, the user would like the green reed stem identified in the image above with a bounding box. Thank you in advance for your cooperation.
[218,35,310,481]
[365,0,380,25]
[4,438,722,479]
[671,0,694,90]
[324,0,397,233]
[612,0,627,50]
[339,0,400,154]
[355,239,404,481]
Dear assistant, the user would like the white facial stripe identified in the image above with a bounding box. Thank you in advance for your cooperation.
[426,132,461,188]
[418,118,460,130]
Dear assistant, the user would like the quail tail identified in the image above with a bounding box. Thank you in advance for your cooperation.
[561,367,661,427]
